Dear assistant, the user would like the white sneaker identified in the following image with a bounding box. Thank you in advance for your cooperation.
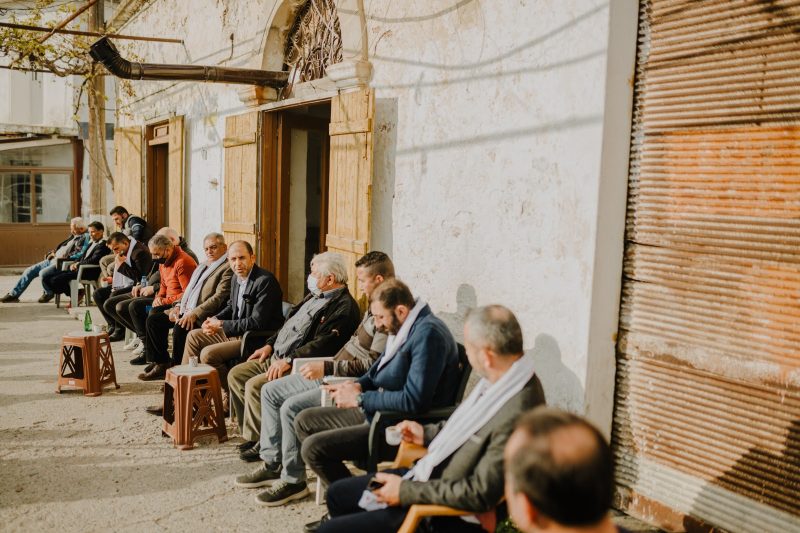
[124,337,141,350]
[131,343,145,356]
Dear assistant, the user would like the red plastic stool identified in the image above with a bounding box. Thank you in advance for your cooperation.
[56,330,119,396]
[162,364,228,450]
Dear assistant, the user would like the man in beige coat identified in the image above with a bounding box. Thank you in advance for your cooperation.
[139,232,232,381]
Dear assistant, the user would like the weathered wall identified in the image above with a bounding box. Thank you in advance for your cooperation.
[115,0,637,427]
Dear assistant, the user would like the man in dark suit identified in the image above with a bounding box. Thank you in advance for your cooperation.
[94,232,153,341]
[44,221,110,299]
[182,240,284,390]
[139,232,233,381]
[306,305,546,533]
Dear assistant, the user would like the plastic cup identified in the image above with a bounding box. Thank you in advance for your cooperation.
[189,355,199,367]
[92,325,102,334]
[385,426,402,446]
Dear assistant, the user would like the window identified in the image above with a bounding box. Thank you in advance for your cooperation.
[0,171,73,224]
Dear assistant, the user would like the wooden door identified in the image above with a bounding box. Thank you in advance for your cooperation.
[222,112,261,252]
[325,88,374,305]
[168,115,185,235]
[113,126,143,215]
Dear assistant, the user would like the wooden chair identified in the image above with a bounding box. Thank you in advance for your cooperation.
[391,441,479,533]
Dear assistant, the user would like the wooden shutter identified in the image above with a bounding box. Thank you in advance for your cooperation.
[113,126,143,214]
[325,88,374,305]
[222,112,260,248]
[613,2,800,531]
[167,115,185,235]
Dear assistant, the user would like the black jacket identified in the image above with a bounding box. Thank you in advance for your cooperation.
[116,240,153,283]
[266,287,361,363]
[123,215,153,243]
[78,240,111,266]
[215,265,284,338]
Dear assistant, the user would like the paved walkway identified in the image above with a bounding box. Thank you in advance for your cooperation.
[0,274,321,532]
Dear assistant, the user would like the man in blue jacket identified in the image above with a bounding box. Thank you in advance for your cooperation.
[295,278,460,490]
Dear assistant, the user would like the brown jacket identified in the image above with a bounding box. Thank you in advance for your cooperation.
[188,262,233,321]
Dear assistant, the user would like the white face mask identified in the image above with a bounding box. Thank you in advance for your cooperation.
[307,274,322,295]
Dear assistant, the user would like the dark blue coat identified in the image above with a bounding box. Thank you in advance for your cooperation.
[357,305,459,419]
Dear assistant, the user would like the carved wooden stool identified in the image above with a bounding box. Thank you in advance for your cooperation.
[56,331,119,396]
[162,364,228,450]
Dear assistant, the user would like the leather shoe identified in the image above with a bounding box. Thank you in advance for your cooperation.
[237,440,258,451]
[145,404,164,416]
[143,362,156,373]
[130,354,147,365]
[304,514,330,533]
[138,364,167,381]
[108,330,125,342]
[1,293,19,303]
[239,444,262,462]
[38,293,54,303]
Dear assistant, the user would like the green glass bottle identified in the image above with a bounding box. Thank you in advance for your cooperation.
[83,310,92,332]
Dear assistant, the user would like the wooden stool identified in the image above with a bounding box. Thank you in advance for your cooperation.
[56,331,119,396]
[162,364,228,450]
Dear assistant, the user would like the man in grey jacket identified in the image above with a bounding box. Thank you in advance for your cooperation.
[234,251,395,507]
[307,305,546,533]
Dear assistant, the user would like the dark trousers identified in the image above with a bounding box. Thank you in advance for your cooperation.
[48,271,78,296]
[94,286,133,330]
[144,311,193,365]
[319,471,484,533]
[115,296,153,340]
[296,406,371,487]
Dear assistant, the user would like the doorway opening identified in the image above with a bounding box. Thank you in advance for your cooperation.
[267,101,331,302]
[145,122,170,231]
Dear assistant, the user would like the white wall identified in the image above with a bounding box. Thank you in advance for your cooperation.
[115,0,638,428]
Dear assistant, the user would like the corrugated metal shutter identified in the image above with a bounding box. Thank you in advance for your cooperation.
[613,1,800,531]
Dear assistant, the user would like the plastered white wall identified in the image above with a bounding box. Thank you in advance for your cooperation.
[115,0,637,427]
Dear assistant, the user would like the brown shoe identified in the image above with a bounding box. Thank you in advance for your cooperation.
[138,363,167,381]
[1,293,19,303]
[37,293,54,303]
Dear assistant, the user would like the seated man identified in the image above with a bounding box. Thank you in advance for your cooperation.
[296,278,460,493]
[44,221,110,299]
[125,227,198,362]
[234,251,395,506]
[138,232,233,381]
[309,305,546,533]
[503,408,619,533]
[228,251,361,458]
[127,233,197,366]
[100,205,155,279]
[1,217,88,303]
[181,240,284,389]
[94,232,153,341]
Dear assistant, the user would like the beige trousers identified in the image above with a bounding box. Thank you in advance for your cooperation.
[183,329,242,390]
[227,359,269,441]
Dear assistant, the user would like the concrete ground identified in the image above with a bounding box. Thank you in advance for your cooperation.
[0,273,323,533]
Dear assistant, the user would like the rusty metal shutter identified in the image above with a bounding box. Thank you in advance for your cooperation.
[612,1,800,531]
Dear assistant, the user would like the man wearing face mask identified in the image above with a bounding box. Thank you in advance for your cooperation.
[227,251,361,457]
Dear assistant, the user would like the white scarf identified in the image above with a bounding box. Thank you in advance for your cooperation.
[376,299,427,371]
[180,254,227,314]
[406,353,537,482]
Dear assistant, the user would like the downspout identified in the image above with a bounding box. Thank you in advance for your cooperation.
[89,37,289,87]
[357,0,369,61]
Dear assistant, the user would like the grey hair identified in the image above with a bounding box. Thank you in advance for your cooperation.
[156,227,180,245]
[204,232,225,244]
[70,217,87,230]
[311,251,348,284]
[148,234,173,250]
[464,305,524,356]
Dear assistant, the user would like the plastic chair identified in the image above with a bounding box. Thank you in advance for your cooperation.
[56,330,119,396]
[162,364,228,450]
[68,264,102,308]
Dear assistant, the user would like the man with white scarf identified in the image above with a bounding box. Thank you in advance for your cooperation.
[306,305,546,533]
[138,233,232,382]
[296,278,461,509]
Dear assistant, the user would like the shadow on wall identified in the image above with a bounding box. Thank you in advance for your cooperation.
[372,97,399,255]
[528,333,584,413]
[436,283,478,344]
[684,418,800,531]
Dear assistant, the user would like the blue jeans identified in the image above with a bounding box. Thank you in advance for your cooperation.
[10,258,57,297]
[259,373,322,484]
